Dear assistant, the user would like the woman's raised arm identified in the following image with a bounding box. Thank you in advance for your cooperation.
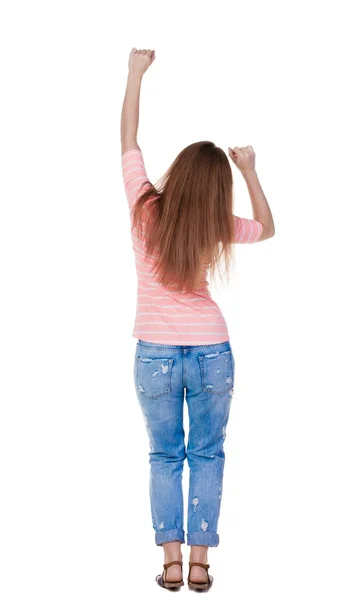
[120,48,155,155]
[229,145,275,241]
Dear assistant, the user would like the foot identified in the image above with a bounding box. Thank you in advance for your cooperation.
[189,563,209,584]
[163,559,183,583]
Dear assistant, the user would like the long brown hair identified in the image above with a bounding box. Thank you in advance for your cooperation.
[132,141,236,293]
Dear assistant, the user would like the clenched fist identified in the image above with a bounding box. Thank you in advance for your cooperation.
[128,47,155,76]
[228,146,256,175]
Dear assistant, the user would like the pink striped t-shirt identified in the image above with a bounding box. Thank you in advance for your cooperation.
[122,148,263,345]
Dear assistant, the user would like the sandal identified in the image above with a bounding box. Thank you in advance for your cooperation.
[155,560,184,589]
[188,562,213,591]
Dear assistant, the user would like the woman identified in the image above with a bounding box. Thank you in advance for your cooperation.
[121,48,275,591]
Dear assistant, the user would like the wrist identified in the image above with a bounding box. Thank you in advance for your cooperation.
[242,168,257,179]
[128,69,143,83]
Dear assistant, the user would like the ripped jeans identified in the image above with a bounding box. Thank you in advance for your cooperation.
[133,338,235,547]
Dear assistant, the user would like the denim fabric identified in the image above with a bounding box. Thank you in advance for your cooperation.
[133,338,235,547]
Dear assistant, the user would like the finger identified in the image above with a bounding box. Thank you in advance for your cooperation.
[151,50,156,62]
[233,146,244,157]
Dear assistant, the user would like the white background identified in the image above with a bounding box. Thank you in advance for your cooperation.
[1,1,342,598]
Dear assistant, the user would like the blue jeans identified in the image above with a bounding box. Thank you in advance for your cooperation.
[133,338,235,547]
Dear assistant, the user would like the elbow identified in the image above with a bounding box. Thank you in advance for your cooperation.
[259,223,275,241]
[265,227,275,240]
[263,217,275,239]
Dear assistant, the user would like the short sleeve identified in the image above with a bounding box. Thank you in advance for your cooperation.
[233,215,263,243]
[121,149,151,211]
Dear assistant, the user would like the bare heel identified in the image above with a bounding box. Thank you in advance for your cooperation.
[187,562,213,591]
[156,560,184,589]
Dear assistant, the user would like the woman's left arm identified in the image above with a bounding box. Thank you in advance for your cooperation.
[121,48,155,155]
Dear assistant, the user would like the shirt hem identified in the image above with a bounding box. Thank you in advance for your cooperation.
[132,332,230,346]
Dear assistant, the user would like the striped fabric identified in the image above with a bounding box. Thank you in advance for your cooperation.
[122,148,263,345]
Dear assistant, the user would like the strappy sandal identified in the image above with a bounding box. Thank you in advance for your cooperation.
[155,559,184,589]
[188,561,213,591]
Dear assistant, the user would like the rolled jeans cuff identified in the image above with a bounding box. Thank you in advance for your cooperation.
[155,528,185,546]
[187,531,219,547]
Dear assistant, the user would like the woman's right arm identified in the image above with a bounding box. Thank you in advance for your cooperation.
[229,146,275,241]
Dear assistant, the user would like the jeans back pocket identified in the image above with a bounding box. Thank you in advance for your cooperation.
[135,356,174,399]
[198,349,235,395]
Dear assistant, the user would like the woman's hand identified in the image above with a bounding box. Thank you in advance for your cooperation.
[228,146,256,175]
[128,47,155,77]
